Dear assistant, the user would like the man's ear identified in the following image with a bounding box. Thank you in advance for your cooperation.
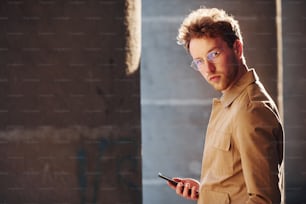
[233,40,243,59]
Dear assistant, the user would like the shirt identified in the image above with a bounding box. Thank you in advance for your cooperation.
[198,69,283,204]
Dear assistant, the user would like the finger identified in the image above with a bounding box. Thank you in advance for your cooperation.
[176,182,184,195]
[173,178,182,181]
[190,186,199,200]
[182,183,191,198]
[167,178,180,189]
[168,178,181,188]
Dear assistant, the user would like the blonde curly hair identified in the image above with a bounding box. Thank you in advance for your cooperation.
[177,7,243,52]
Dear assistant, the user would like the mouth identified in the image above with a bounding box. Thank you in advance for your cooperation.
[208,75,220,82]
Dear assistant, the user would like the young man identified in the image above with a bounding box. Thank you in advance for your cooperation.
[167,7,284,204]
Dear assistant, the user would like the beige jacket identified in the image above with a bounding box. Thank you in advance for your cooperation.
[198,69,283,204]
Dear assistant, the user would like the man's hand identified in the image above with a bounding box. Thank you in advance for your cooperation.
[167,177,200,200]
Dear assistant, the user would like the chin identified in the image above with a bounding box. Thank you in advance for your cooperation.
[213,86,223,92]
[213,80,232,92]
[211,83,225,92]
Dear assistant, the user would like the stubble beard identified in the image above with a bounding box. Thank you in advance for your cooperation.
[211,60,240,92]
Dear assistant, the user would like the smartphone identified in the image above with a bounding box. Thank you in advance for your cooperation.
[158,172,178,186]
[158,172,199,195]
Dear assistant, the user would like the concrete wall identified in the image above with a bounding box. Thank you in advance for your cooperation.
[141,0,306,203]
[0,1,141,203]
[282,0,306,203]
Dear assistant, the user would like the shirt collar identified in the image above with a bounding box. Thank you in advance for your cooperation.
[220,68,259,107]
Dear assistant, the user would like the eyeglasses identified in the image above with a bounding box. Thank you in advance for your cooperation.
[190,49,222,71]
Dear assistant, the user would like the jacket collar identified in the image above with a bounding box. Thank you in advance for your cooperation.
[220,69,259,108]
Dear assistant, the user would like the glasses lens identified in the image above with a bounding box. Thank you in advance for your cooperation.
[190,61,199,71]
[207,50,221,62]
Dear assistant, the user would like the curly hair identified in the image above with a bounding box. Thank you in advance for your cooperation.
[177,7,243,51]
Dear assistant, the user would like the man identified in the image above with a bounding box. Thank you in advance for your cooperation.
[167,7,284,204]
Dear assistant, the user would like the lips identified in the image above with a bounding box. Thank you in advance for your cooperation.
[208,75,220,82]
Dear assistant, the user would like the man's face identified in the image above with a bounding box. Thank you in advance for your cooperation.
[189,37,240,92]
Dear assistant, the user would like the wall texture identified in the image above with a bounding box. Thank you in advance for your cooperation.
[282,0,306,203]
[0,1,141,203]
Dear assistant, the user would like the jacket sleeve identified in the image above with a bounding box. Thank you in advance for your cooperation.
[234,101,283,204]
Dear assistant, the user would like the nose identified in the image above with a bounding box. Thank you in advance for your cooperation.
[199,60,215,74]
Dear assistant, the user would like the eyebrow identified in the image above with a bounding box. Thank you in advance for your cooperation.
[193,46,220,60]
[207,46,220,54]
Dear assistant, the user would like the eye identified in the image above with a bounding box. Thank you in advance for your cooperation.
[207,51,221,61]
[194,58,204,66]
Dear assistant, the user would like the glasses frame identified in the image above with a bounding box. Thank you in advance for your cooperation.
[190,48,222,71]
